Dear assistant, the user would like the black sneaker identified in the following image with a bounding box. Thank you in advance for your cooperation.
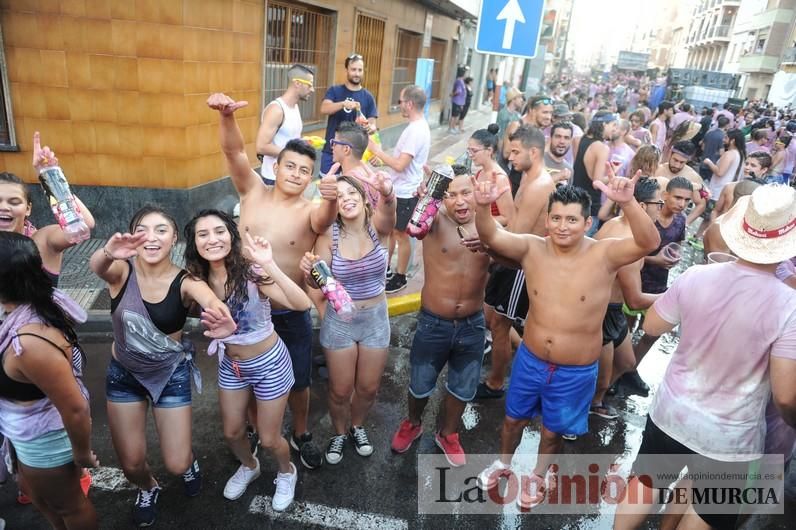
[325,434,346,465]
[386,267,394,281]
[349,426,373,457]
[182,458,202,497]
[474,381,505,399]
[247,426,260,458]
[133,486,161,527]
[606,383,618,396]
[385,273,407,294]
[620,371,649,397]
[290,432,323,469]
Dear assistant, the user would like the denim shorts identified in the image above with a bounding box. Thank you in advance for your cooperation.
[505,342,598,435]
[320,299,390,350]
[13,429,73,469]
[409,308,486,402]
[271,309,313,390]
[106,357,192,408]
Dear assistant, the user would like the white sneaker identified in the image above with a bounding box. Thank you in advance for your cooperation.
[272,462,297,511]
[477,459,511,491]
[223,460,261,500]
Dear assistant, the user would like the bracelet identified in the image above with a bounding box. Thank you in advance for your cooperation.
[103,246,114,260]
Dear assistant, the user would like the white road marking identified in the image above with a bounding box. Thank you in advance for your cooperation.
[88,466,135,491]
[248,495,408,530]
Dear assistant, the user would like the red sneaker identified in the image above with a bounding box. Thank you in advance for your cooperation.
[391,419,422,453]
[80,469,92,496]
[16,491,31,505]
[434,431,466,467]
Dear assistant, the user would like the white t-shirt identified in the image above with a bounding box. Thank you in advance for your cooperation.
[650,263,796,461]
[707,150,741,199]
[261,98,303,181]
[391,118,431,198]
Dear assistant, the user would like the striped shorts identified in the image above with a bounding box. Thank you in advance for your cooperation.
[218,337,295,401]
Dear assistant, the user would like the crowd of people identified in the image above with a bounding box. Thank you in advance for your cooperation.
[0,56,794,530]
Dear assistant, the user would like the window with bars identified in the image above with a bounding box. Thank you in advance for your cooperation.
[0,27,15,148]
[391,29,422,111]
[429,38,447,101]
[354,12,385,105]
[264,1,334,127]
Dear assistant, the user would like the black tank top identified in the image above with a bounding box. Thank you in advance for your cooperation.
[0,333,67,401]
[110,263,189,334]
[572,135,602,216]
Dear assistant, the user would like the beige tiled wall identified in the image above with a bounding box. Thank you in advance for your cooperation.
[0,0,460,190]
[0,0,264,188]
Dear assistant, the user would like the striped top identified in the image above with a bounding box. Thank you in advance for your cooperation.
[331,223,388,300]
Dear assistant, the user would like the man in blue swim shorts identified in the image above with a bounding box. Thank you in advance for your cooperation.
[471,171,661,509]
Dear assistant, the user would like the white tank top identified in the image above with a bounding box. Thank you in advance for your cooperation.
[260,98,303,181]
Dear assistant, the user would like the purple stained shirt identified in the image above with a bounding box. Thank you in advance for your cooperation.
[452,78,466,106]
[641,213,686,294]
[650,263,796,460]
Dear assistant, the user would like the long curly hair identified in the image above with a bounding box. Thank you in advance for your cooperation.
[183,210,270,305]
[629,145,661,177]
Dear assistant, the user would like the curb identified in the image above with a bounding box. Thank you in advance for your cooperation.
[387,293,421,317]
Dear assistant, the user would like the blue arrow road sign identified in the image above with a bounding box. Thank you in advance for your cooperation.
[475,0,544,59]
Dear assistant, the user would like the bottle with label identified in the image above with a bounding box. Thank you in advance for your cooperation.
[310,259,356,322]
[38,166,90,244]
[406,164,454,239]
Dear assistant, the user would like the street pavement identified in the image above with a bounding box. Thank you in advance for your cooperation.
[1,310,793,528]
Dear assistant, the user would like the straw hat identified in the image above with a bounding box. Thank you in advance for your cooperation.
[681,121,702,141]
[719,184,796,264]
[505,88,523,103]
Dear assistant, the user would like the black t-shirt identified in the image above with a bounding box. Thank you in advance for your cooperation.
[572,135,602,216]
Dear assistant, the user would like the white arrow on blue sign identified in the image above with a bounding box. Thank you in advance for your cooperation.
[475,0,545,59]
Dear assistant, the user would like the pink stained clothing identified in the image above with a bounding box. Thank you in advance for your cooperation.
[784,141,796,174]
[747,143,770,155]
[650,262,796,461]
[608,142,635,177]
[718,109,735,129]
[651,118,667,150]
[670,111,694,132]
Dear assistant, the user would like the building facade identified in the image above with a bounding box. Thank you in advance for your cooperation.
[0,0,476,234]
[685,0,741,71]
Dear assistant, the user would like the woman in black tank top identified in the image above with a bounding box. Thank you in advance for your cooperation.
[0,232,98,529]
[0,133,96,288]
[90,206,235,526]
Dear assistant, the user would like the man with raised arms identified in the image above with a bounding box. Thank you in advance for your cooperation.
[474,174,660,509]
[207,93,338,470]
[475,125,557,400]
[390,170,491,466]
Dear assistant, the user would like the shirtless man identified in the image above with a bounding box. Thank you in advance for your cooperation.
[475,125,557,400]
[653,140,708,225]
[390,173,491,466]
[474,176,660,509]
[207,93,337,470]
[588,178,664,425]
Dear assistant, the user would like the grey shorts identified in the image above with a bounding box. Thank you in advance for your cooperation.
[320,299,391,350]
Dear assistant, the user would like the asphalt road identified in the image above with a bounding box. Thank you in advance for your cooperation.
[1,314,793,529]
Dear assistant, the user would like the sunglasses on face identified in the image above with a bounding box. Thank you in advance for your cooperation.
[330,139,353,149]
[644,200,665,210]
